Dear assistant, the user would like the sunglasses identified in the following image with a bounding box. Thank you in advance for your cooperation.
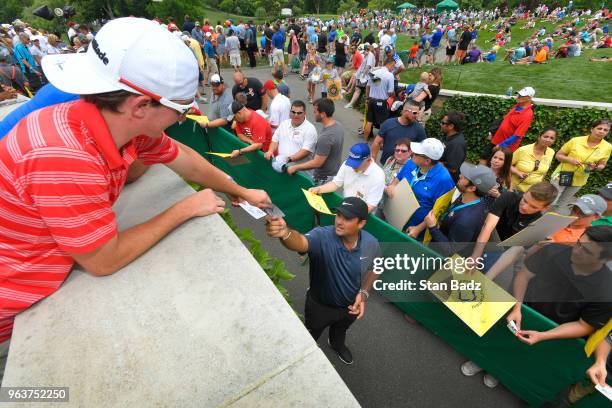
[533,160,541,172]
[290,110,305,115]
[440,121,451,125]
[395,148,409,153]
[118,77,195,115]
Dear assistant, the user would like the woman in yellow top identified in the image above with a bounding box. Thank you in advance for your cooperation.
[551,119,611,213]
[511,127,557,192]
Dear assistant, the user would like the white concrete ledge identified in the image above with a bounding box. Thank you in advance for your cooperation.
[437,89,612,110]
[1,165,359,408]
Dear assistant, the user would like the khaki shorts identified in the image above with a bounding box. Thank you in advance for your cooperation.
[272,48,285,64]
[229,52,241,67]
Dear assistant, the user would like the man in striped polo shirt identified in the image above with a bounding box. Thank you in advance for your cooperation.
[0,18,271,379]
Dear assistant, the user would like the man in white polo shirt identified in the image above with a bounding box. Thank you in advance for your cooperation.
[261,79,290,130]
[309,142,385,212]
[264,100,317,174]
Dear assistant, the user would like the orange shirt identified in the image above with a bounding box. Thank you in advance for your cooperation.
[534,48,547,63]
[409,44,418,58]
[550,226,586,244]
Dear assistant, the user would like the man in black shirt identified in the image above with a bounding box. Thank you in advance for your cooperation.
[426,163,496,257]
[468,181,558,270]
[439,110,467,182]
[317,30,328,56]
[507,225,612,345]
[232,71,266,111]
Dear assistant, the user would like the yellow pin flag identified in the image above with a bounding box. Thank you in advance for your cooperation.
[186,114,209,124]
[301,189,334,215]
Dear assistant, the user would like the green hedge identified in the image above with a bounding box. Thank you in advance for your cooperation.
[424,96,612,194]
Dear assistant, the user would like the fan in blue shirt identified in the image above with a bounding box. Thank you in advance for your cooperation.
[389,138,455,240]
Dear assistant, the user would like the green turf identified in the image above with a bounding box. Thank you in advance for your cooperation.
[384,18,612,102]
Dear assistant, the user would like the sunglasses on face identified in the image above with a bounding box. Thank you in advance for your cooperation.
[533,160,541,172]
[118,77,194,116]
[290,110,305,115]
[395,148,409,153]
[440,121,450,125]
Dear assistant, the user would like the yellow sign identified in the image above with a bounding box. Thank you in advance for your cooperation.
[186,115,209,124]
[205,151,233,158]
[302,189,334,215]
[428,255,516,337]
[585,318,612,357]
[424,187,456,244]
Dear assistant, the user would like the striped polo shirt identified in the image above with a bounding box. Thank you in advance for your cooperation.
[0,100,179,342]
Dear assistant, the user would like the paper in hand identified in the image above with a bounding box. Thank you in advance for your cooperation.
[301,189,334,215]
[595,384,612,401]
[239,202,267,219]
[186,115,209,124]
[263,204,285,218]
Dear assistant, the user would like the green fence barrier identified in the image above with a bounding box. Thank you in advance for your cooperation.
[167,121,609,407]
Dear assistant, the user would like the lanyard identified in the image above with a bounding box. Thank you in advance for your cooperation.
[409,168,428,187]
[441,198,482,221]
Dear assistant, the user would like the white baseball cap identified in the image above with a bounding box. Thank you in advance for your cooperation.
[411,138,445,160]
[42,17,199,112]
[517,86,535,97]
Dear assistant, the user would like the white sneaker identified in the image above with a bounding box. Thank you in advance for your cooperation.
[344,103,353,109]
[483,373,499,388]
[460,360,484,376]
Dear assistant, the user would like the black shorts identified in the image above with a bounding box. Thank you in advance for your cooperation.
[480,141,497,161]
[239,38,246,51]
[366,98,389,127]
[334,56,346,68]
[446,45,457,56]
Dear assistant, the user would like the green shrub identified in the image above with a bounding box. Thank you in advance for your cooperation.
[426,96,612,194]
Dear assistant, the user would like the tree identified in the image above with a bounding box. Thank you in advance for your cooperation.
[1,0,32,23]
[338,0,359,14]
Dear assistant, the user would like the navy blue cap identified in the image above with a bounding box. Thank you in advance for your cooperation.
[345,143,371,169]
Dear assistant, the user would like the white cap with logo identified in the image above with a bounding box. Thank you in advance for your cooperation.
[410,138,445,161]
[42,17,199,106]
[517,86,536,97]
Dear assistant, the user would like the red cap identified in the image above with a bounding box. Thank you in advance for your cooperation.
[261,80,276,94]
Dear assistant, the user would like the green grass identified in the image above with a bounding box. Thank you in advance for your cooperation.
[200,7,260,25]
[385,17,612,102]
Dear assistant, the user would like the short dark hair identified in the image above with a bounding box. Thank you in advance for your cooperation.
[445,110,465,132]
[403,98,420,109]
[384,57,395,65]
[394,138,412,148]
[584,225,612,258]
[313,98,335,117]
[527,181,558,205]
[291,100,306,111]
[592,119,612,129]
[81,90,160,112]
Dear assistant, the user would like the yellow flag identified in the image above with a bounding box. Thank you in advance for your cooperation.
[205,152,233,158]
[186,115,209,124]
[428,255,517,337]
[585,318,612,357]
[423,187,456,244]
[302,189,334,215]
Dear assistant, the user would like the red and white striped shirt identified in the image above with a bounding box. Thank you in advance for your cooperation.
[0,100,179,342]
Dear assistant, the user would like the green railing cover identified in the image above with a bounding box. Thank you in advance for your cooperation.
[167,121,609,407]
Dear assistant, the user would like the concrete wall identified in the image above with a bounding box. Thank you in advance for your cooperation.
[1,165,359,408]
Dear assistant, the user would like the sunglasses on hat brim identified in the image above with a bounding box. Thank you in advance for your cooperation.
[119,77,195,115]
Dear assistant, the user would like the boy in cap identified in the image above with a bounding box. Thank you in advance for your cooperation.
[424,163,496,257]
[480,86,535,162]
[265,197,381,365]
[549,194,607,243]
[309,143,385,212]
[0,18,270,363]
[229,101,273,157]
